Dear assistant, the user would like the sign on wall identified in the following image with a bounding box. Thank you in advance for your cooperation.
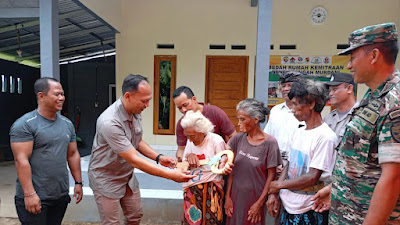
[268,55,351,106]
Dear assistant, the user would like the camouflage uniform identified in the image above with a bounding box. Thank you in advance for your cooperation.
[331,23,400,224]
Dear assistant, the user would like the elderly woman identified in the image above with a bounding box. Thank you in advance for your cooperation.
[225,98,282,225]
[180,110,226,225]
[267,79,337,225]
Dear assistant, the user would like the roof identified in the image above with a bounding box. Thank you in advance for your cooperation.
[0,0,116,67]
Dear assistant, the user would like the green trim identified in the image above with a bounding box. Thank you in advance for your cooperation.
[0,53,40,68]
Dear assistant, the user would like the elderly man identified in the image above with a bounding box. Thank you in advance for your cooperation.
[89,74,195,225]
[311,73,359,214]
[263,71,305,225]
[326,23,400,224]
[10,77,83,225]
[268,79,337,225]
[173,86,236,162]
[264,71,305,162]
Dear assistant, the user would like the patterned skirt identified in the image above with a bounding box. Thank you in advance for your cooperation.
[182,182,224,225]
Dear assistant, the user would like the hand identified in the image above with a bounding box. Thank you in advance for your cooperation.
[221,162,234,175]
[159,155,177,169]
[247,202,263,223]
[186,153,200,168]
[74,184,83,204]
[225,196,234,217]
[266,193,280,217]
[311,184,332,213]
[268,181,281,194]
[176,150,183,162]
[170,170,196,183]
[24,193,41,214]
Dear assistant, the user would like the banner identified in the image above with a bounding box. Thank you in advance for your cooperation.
[268,55,350,106]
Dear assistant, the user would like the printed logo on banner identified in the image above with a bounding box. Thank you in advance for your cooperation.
[305,57,310,63]
[311,57,322,64]
[283,56,289,63]
[297,57,303,64]
[290,57,296,63]
[324,57,330,64]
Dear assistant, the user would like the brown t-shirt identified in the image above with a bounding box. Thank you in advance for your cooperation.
[227,133,282,225]
[176,103,235,146]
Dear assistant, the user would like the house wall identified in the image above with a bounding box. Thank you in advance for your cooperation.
[86,0,400,146]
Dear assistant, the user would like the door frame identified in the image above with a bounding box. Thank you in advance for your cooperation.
[205,55,249,104]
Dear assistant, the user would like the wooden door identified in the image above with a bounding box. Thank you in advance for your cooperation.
[205,56,248,131]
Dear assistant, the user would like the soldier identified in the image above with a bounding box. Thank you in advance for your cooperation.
[315,23,400,224]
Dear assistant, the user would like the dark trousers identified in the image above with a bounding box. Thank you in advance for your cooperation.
[281,208,329,225]
[15,195,71,225]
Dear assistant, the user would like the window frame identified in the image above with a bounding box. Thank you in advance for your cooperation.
[153,55,176,135]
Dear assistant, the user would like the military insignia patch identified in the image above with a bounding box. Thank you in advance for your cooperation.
[389,109,400,120]
[368,100,382,111]
[391,121,400,143]
[358,107,379,124]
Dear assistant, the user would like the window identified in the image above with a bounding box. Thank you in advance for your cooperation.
[153,55,176,135]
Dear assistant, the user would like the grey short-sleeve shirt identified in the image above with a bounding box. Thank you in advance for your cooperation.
[88,98,142,199]
[9,110,76,200]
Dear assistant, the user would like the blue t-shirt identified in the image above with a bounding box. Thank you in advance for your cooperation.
[10,110,76,200]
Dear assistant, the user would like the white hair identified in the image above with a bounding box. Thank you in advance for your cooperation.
[181,110,214,133]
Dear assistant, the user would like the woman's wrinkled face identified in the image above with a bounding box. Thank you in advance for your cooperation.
[237,109,258,133]
[184,126,206,146]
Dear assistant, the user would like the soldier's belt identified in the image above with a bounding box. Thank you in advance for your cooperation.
[290,182,324,195]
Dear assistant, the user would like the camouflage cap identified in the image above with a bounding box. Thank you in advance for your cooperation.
[338,22,398,55]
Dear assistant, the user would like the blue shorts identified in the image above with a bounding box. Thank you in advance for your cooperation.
[280,208,328,225]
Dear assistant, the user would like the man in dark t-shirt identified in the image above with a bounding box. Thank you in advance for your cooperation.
[9,78,83,225]
[172,86,236,162]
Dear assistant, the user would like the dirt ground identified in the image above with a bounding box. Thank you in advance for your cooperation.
[0,217,179,225]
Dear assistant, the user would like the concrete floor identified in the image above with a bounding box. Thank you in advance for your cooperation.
[0,154,183,224]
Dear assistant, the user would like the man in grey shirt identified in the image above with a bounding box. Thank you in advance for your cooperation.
[10,77,83,225]
[88,74,195,225]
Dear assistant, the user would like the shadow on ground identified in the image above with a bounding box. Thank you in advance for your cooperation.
[0,217,179,225]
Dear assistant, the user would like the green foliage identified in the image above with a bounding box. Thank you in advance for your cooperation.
[158,61,171,129]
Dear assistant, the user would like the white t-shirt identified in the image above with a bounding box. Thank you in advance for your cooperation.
[264,102,304,159]
[279,123,337,214]
[182,132,225,189]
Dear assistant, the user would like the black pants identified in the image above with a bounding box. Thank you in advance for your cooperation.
[15,195,71,225]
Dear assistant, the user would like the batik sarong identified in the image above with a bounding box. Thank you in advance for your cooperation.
[182,182,224,225]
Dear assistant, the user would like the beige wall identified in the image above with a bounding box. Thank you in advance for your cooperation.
[87,0,400,146]
[117,0,257,145]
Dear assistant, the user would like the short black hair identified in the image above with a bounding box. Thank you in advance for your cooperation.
[34,77,59,96]
[122,74,148,95]
[288,79,328,113]
[172,86,194,99]
[363,40,399,64]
